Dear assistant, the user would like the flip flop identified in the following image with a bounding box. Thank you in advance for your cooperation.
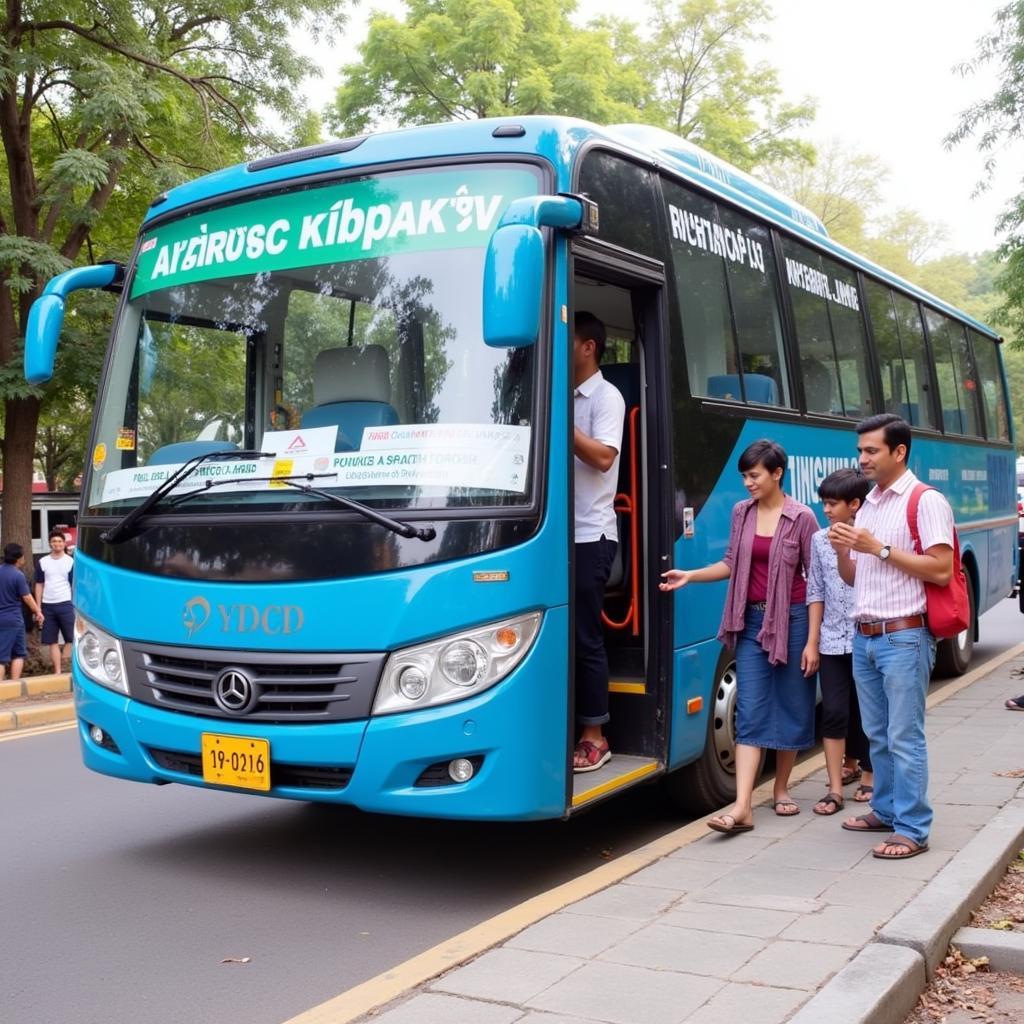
[772,799,800,816]
[1005,698,1024,711]
[841,766,862,785]
[813,792,845,816]
[873,835,928,860]
[853,785,874,803]
[842,812,892,833]
[708,814,754,835]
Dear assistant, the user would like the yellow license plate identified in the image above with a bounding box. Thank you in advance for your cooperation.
[201,733,271,791]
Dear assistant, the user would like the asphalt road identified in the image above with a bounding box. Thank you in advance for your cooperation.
[2,596,1021,1024]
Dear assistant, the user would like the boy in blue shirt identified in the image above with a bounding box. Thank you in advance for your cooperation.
[804,469,874,814]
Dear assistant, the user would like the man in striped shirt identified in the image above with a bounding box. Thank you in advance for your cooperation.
[830,414,954,861]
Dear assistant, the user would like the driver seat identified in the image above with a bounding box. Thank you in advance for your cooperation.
[301,345,400,450]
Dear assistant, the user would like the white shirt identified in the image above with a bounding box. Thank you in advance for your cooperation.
[37,553,74,604]
[573,369,625,543]
[850,469,954,621]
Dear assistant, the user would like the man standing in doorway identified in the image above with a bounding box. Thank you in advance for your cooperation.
[572,311,625,773]
[830,414,954,860]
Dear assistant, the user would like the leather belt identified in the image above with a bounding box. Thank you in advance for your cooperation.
[857,614,926,637]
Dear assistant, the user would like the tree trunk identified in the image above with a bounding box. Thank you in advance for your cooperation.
[1,395,41,557]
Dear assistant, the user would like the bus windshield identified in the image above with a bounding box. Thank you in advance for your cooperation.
[87,164,542,517]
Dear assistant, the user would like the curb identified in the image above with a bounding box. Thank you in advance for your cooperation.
[788,803,1024,1024]
[0,672,70,703]
[876,803,1024,975]
[787,944,925,1024]
[952,925,1024,972]
[0,699,76,733]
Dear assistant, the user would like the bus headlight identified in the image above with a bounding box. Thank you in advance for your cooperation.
[372,612,542,716]
[74,615,128,695]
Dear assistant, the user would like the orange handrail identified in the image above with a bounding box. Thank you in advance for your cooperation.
[601,405,641,635]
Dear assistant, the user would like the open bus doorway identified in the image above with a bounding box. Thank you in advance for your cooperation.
[569,250,673,813]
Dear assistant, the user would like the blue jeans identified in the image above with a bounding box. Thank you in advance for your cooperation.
[852,627,936,845]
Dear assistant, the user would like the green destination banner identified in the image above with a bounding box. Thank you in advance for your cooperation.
[130,167,539,299]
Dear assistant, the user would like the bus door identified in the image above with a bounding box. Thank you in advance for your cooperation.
[569,242,673,813]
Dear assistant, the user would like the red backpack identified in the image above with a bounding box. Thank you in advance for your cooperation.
[906,484,971,639]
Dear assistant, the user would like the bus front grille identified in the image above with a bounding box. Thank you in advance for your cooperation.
[122,642,386,723]
[147,747,353,790]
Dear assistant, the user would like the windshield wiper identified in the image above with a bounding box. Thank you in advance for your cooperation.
[107,468,437,543]
[101,449,275,544]
[271,478,437,541]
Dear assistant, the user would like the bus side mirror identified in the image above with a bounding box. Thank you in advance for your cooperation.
[25,263,124,384]
[482,194,596,348]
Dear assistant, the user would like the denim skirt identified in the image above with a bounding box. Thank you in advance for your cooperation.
[734,604,815,751]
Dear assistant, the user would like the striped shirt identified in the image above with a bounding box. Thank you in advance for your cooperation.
[850,469,954,621]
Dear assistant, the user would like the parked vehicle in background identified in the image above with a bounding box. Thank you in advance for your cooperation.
[21,117,1019,820]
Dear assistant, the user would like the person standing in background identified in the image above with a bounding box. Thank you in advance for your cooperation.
[35,529,74,673]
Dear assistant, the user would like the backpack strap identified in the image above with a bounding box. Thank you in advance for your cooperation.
[906,483,933,556]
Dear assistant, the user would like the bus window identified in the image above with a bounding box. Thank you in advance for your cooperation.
[664,179,791,408]
[924,309,982,437]
[891,293,938,430]
[865,280,911,418]
[781,238,869,417]
[971,331,1012,442]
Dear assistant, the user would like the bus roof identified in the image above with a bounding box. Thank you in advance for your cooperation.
[143,116,999,341]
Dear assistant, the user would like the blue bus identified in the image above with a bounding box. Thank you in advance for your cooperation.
[25,117,1018,819]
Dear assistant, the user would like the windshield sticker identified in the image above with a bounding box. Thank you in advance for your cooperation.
[115,428,136,451]
[92,443,107,469]
[98,423,531,503]
[130,168,539,300]
[260,426,338,458]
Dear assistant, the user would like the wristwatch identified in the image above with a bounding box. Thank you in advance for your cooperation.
[878,544,892,561]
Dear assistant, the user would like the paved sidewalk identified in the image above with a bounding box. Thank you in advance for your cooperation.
[361,649,1024,1024]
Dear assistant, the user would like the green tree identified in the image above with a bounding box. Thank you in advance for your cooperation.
[628,0,815,169]
[329,0,648,133]
[946,1,1024,345]
[0,0,349,554]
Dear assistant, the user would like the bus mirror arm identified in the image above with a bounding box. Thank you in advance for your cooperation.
[25,262,125,385]
[482,194,594,348]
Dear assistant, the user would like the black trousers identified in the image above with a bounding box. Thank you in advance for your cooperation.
[819,652,872,769]
[574,537,616,726]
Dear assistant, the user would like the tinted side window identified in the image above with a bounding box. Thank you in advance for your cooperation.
[781,239,870,417]
[866,280,937,430]
[923,308,982,437]
[971,331,1011,441]
[578,150,664,260]
[664,178,791,407]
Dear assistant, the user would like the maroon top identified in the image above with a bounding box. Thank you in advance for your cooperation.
[748,534,771,602]
[748,534,808,605]
[718,495,818,666]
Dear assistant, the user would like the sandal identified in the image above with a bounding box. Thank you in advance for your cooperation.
[841,765,862,785]
[573,739,611,773]
[853,785,874,803]
[841,811,892,833]
[873,834,928,860]
[708,813,754,835]
[772,799,800,816]
[1005,698,1024,711]
[813,792,845,816]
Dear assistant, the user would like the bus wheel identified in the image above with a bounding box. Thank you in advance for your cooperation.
[663,650,763,815]
[934,578,976,677]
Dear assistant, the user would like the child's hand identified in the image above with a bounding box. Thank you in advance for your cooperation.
[659,569,691,592]
[800,642,820,678]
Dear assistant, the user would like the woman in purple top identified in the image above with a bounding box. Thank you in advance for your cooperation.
[660,439,819,834]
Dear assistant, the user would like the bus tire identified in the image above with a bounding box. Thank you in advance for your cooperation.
[663,649,764,815]
[934,575,976,677]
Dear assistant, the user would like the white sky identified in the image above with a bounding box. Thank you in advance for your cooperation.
[294,0,1017,256]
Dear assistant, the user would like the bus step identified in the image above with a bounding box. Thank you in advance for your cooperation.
[571,755,661,811]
